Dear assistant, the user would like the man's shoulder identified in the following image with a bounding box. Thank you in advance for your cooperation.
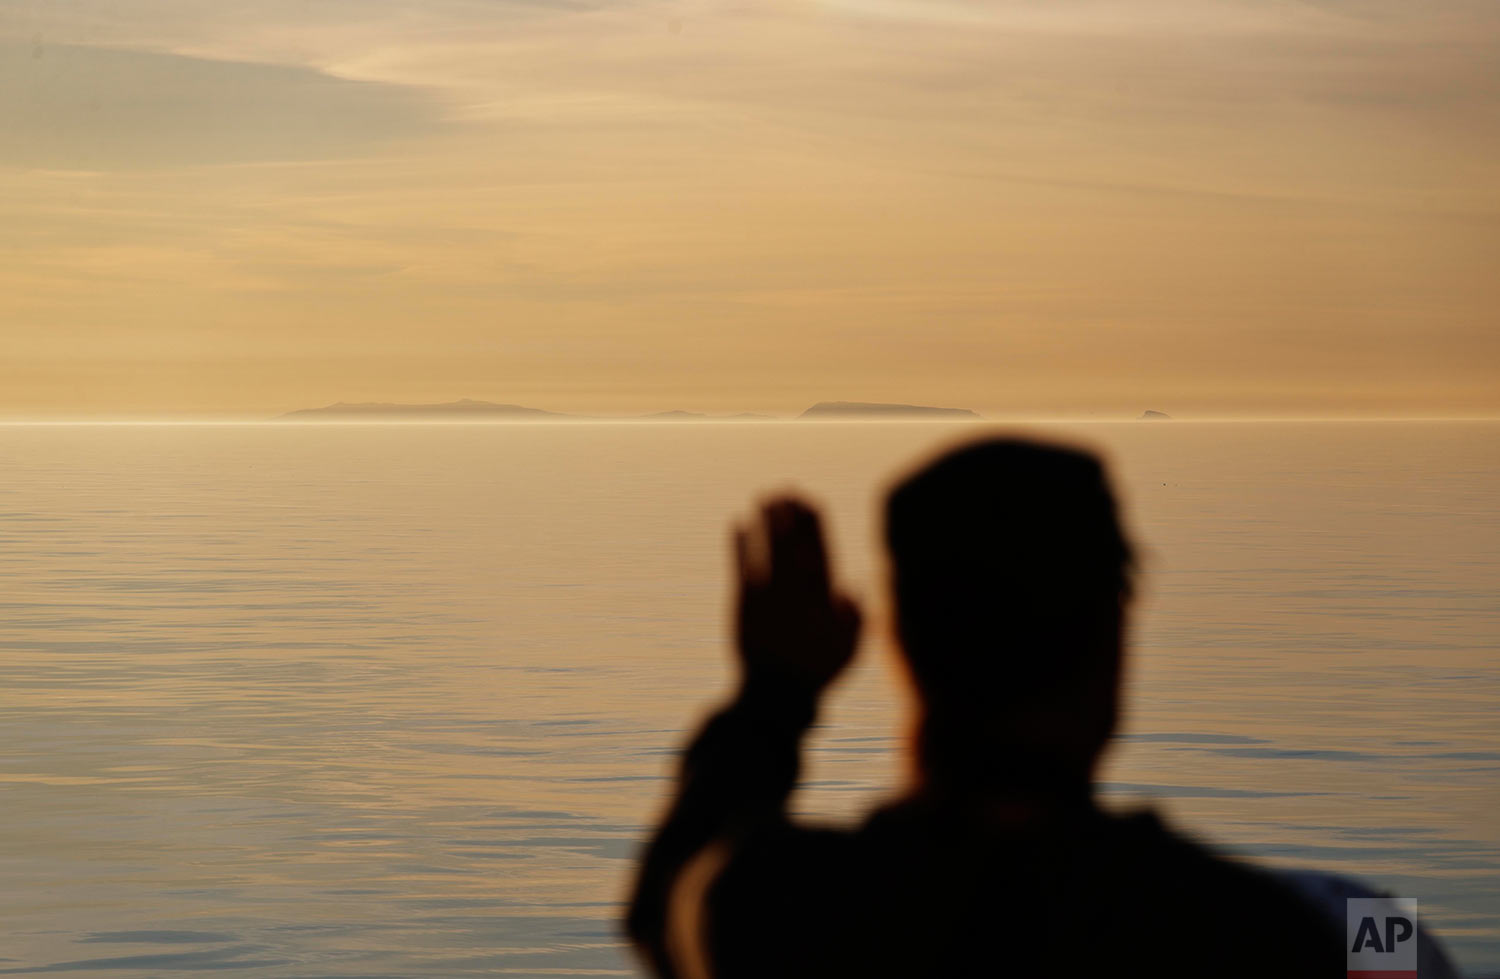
[860,799,1344,934]
[703,803,1345,978]
[1093,807,1330,902]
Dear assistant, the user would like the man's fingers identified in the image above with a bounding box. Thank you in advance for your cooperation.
[762,496,830,595]
[786,503,831,596]
[761,499,794,585]
[735,495,862,689]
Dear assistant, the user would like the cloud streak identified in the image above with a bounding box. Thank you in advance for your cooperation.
[0,42,442,169]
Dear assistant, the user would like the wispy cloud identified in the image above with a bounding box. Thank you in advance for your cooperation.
[0,42,443,169]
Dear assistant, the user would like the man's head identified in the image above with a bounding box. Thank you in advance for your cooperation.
[885,437,1134,793]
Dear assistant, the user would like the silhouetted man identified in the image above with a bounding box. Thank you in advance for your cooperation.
[626,438,1371,977]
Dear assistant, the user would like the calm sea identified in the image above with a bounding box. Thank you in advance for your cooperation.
[1,420,1496,976]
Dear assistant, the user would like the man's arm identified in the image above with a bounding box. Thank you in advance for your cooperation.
[625,498,861,978]
[625,682,817,977]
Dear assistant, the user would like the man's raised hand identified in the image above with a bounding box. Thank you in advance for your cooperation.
[733,496,862,698]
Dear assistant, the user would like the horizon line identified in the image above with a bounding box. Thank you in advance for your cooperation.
[1,415,1497,426]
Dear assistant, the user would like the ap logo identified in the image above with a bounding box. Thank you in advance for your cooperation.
[1348,897,1417,978]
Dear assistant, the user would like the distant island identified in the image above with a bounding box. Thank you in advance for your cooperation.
[1140,409,1172,420]
[279,399,978,421]
[280,399,569,420]
[799,401,982,420]
[642,410,775,421]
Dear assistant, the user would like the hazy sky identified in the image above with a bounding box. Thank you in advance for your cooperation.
[3,0,1497,417]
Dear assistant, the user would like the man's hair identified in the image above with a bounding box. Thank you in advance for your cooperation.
[885,437,1134,713]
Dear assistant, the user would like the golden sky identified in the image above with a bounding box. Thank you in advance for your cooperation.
[3,0,1497,417]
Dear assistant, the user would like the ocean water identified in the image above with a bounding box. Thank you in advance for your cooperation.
[0,420,1496,976]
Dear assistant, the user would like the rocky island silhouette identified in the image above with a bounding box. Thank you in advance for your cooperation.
[798,401,982,419]
[278,400,983,421]
[280,399,567,420]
